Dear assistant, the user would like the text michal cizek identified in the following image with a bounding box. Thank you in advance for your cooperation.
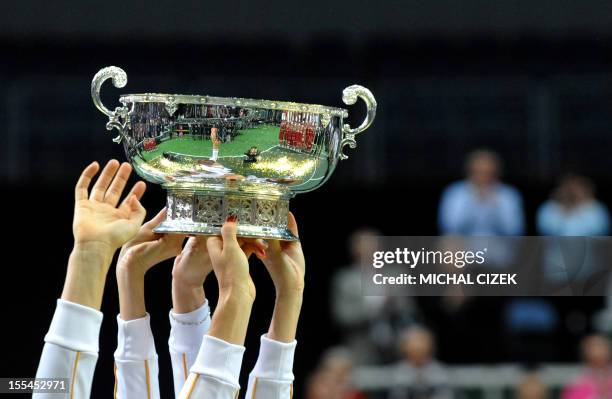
[373,273,518,286]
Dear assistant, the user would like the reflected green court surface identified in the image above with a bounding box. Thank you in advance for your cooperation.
[142,124,280,161]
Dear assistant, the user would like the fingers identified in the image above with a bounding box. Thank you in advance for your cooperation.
[127,207,166,245]
[220,216,239,250]
[241,241,267,259]
[253,239,268,256]
[266,237,283,255]
[119,181,147,214]
[90,159,120,201]
[240,239,267,259]
[104,163,132,206]
[128,233,185,271]
[127,195,147,227]
[143,207,167,229]
[282,211,302,251]
[287,212,299,238]
[74,161,100,201]
[178,236,211,268]
[125,181,147,202]
[184,236,209,255]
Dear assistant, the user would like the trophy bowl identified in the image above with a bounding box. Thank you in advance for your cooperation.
[92,66,376,240]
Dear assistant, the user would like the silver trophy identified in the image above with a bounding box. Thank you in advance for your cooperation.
[92,66,376,240]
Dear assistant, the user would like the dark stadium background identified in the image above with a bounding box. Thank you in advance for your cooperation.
[2,1,612,397]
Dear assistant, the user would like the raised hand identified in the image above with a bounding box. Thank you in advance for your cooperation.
[117,208,185,273]
[172,237,213,313]
[116,208,185,320]
[256,212,305,342]
[62,160,147,309]
[206,216,255,345]
[73,160,147,251]
[206,216,255,300]
[258,212,305,297]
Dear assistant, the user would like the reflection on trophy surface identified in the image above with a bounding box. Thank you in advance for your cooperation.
[92,66,377,240]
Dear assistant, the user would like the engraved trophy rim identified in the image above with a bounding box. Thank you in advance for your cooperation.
[120,92,349,118]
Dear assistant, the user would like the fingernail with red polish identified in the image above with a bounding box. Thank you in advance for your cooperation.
[226,214,237,223]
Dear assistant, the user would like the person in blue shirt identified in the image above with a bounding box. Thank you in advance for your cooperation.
[537,174,610,236]
[438,149,525,236]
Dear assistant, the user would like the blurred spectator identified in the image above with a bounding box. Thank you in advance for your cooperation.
[438,149,525,235]
[332,229,416,364]
[562,334,612,399]
[516,373,548,399]
[388,326,452,399]
[306,347,367,399]
[437,150,524,361]
[537,175,610,293]
[537,174,610,236]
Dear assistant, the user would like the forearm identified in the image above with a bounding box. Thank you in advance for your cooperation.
[172,279,206,314]
[116,266,147,320]
[61,242,114,310]
[268,294,303,343]
[208,289,254,345]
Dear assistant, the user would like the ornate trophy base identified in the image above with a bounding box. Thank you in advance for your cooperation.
[154,189,298,241]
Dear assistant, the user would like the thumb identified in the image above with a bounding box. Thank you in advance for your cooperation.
[143,235,184,267]
[266,238,283,257]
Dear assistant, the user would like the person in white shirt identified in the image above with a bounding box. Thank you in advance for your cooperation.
[35,159,148,399]
[115,211,304,399]
[35,159,306,399]
[176,211,305,399]
[113,206,185,398]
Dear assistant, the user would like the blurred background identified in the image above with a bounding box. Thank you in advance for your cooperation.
[4,0,612,397]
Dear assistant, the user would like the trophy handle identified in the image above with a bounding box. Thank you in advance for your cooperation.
[91,66,129,143]
[339,85,377,160]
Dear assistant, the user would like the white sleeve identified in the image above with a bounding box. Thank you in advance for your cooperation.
[178,335,245,399]
[245,335,297,399]
[169,301,211,398]
[34,299,103,399]
[114,314,160,399]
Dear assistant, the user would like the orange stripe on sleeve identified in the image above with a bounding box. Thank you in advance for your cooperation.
[144,359,152,399]
[182,353,188,380]
[185,374,200,399]
[251,377,258,399]
[113,363,118,399]
[69,351,81,399]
